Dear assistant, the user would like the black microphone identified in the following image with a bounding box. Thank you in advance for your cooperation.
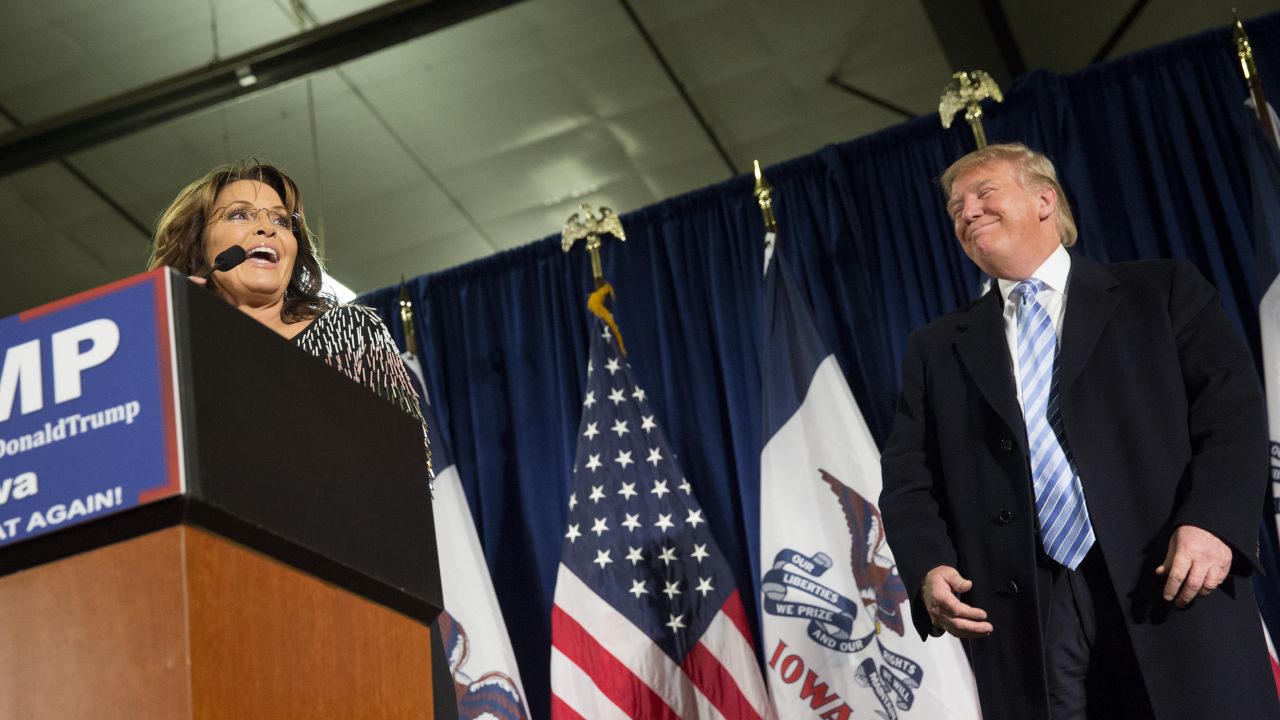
[201,246,247,280]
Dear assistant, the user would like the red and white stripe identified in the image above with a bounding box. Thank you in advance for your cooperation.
[550,565,774,720]
[1262,613,1280,696]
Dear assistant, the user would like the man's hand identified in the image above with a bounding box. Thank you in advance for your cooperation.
[922,565,993,638]
[1156,525,1233,608]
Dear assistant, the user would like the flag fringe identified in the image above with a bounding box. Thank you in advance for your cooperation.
[588,283,628,356]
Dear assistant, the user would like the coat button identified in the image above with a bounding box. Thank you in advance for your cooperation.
[997,508,1013,524]
[999,438,1013,451]
[1006,580,1019,596]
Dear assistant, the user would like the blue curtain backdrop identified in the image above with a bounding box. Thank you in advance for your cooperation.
[359,13,1280,717]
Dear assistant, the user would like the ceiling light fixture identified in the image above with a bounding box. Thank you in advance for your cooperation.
[235,66,258,88]
[323,272,358,304]
[541,183,601,207]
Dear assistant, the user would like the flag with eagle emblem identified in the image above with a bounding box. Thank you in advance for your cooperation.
[759,234,981,719]
[400,353,531,719]
[1237,93,1280,694]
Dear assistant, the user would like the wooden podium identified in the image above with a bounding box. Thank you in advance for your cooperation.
[0,271,445,719]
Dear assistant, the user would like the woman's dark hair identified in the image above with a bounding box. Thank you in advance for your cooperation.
[148,160,335,322]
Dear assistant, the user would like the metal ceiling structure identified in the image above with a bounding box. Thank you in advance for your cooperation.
[0,0,518,175]
[1,0,1274,317]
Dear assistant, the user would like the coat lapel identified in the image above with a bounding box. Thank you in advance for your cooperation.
[1058,255,1119,393]
[955,290,1024,435]
[954,254,1119,434]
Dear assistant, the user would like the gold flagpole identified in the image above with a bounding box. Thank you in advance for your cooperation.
[939,70,1004,148]
[754,160,779,274]
[398,278,417,358]
[753,160,777,234]
[1234,11,1278,147]
[562,203,629,355]
[394,280,434,484]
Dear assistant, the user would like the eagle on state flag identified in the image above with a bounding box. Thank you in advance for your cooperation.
[819,469,909,638]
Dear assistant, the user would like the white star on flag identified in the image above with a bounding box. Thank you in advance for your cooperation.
[646,447,663,466]
[565,524,581,542]
[618,482,638,499]
[695,577,714,596]
[608,387,626,405]
[583,391,596,408]
[651,479,670,498]
[583,422,599,440]
[614,450,634,468]
[625,546,644,564]
[632,387,647,402]
[641,415,657,432]
[662,580,682,599]
[611,419,629,436]
[654,513,674,533]
[691,543,710,562]
[593,550,612,569]
[622,513,642,531]
[686,509,704,528]
[629,579,648,598]
[588,485,605,503]
[591,517,609,536]
[585,454,602,472]
[605,357,621,375]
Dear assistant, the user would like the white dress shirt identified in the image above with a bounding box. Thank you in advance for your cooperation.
[996,244,1071,408]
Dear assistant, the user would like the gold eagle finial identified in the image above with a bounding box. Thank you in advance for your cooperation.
[562,203,626,289]
[562,204,625,254]
[939,70,1004,148]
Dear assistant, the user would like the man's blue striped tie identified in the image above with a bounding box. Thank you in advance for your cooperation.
[1014,279,1095,570]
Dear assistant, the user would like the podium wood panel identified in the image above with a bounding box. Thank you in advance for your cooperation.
[0,526,434,719]
[0,526,190,719]
[186,525,434,718]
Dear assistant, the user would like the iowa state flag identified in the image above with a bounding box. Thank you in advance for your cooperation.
[402,353,531,719]
[1237,96,1280,689]
[759,236,980,719]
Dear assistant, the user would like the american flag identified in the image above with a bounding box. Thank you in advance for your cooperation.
[550,321,774,719]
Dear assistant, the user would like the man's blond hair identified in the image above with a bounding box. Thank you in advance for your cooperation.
[940,142,1078,247]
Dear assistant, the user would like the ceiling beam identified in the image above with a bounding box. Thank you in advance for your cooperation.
[1091,0,1150,64]
[825,77,916,120]
[0,102,150,237]
[0,0,519,177]
[617,0,740,177]
[921,0,1025,89]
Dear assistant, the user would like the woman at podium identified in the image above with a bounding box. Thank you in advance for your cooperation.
[146,160,432,482]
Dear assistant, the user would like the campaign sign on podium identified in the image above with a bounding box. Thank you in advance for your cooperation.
[0,269,182,547]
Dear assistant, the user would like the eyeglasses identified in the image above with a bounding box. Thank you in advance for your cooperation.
[211,203,301,232]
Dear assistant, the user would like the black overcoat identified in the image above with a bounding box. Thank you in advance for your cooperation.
[879,255,1279,720]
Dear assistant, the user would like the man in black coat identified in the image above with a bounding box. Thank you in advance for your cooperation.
[879,143,1279,720]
